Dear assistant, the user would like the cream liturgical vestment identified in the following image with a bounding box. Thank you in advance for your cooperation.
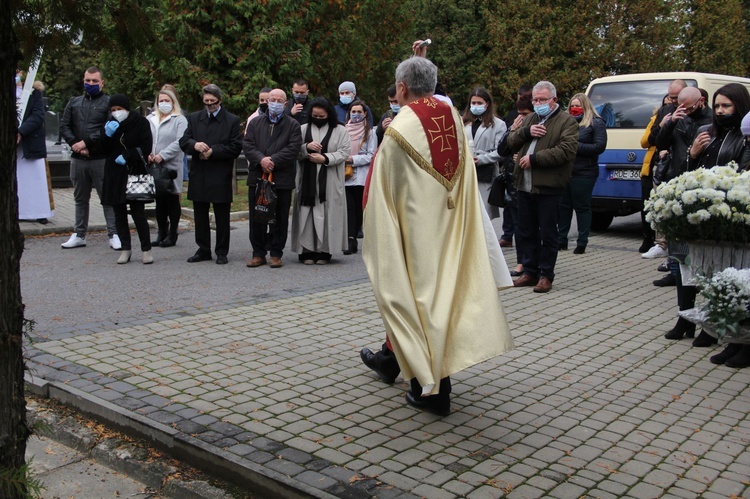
[363,97,514,396]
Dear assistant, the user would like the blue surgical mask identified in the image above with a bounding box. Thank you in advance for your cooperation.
[534,103,552,117]
[390,104,400,114]
[470,105,486,116]
[268,101,284,116]
[84,83,101,96]
[15,75,21,84]
[350,113,365,124]
[340,95,353,106]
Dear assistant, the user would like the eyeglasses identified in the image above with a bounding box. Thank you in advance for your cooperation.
[203,99,219,106]
[684,100,701,112]
[531,97,552,104]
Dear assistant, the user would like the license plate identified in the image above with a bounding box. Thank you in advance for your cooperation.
[610,169,640,180]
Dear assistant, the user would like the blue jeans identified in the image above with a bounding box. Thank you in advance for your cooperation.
[558,176,596,247]
[517,191,562,281]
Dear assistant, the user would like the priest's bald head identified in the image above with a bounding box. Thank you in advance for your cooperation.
[394,57,438,106]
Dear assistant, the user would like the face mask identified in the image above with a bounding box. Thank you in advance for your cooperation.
[293,93,307,103]
[568,106,584,117]
[715,113,739,128]
[312,117,328,128]
[470,105,486,116]
[158,102,173,114]
[15,75,21,84]
[390,104,400,114]
[258,103,268,114]
[84,83,101,96]
[112,110,129,122]
[349,114,365,124]
[268,101,284,116]
[534,103,551,117]
[340,95,353,106]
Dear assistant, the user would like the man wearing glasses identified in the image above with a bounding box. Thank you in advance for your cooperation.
[180,84,243,265]
[507,81,579,293]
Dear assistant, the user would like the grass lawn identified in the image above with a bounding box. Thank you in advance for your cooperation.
[180,181,251,212]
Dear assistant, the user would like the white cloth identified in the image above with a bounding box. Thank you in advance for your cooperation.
[17,151,53,220]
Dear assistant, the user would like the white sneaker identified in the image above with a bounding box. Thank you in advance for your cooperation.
[641,244,667,259]
[109,234,122,250]
[61,233,86,249]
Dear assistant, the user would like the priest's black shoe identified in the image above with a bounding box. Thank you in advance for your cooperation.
[360,346,399,384]
[710,343,742,365]
[187,253,212,263]
[405,391,450,417]
[216,255,228,265]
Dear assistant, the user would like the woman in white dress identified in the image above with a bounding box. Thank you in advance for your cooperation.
[292,97,351,264]
[17,80,53,223]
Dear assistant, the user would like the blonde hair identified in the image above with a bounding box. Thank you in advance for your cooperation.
[154,89,182,119]
[570,93,599,128]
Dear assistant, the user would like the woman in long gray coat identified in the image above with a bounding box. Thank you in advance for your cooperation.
[148,89,188,247]
[292,98,351,264]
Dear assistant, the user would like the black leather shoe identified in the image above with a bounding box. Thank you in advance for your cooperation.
[405,391,450,417]
[187,253,212,263]
[559,243,568,251]
[665,318,695,340]
[216,255,228,265]
[725,345,750,368]
[160,234,178,247]
[657,259,670,272]
[692,330,718,347]
[573,246,586,254]
[653,274,676,287]
[360,347,399,384]
[638,238,654,253]
[710,343,742,365]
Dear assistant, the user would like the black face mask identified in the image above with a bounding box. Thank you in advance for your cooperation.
[258,103,268,114]
[311,117,328,128]
[715,113,739,128]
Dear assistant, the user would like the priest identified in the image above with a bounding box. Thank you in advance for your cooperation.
[360,56,515,416]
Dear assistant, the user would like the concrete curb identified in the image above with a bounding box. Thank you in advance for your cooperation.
[26,374,337,499]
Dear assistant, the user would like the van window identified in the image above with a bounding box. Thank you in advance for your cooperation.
[587,79,697,129]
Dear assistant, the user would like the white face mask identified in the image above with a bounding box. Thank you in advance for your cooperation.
[112,110,129,122]
[158,102,173,114]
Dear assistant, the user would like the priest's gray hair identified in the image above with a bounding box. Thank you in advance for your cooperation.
[395,57,438,98]
[202,83,223,100]
[533,81,557,98]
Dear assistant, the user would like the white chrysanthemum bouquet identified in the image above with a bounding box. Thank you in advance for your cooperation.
[645,164,750,244]
[694,267,750,341]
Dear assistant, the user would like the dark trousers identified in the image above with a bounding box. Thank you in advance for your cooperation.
[154,193,181,236]
[641,175,655,241]
[345,185,364,239]
[113,201,151,251]
[558,176,596,247]
[517,191,562,281]
[249,188,292,258]
[193,201,230,257]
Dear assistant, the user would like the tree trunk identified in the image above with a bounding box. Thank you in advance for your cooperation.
[0,2,29,497]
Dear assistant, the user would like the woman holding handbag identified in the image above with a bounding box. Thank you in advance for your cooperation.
[101,94,154,264]
[148,89,188,247]
[343,99,376,255]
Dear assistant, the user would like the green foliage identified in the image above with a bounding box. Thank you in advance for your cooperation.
[685,0,749,75]
[0,460,44,499]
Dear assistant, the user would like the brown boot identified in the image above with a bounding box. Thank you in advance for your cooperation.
[246,256,266,268]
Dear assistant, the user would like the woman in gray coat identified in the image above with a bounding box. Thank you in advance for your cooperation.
[148,89,188,247]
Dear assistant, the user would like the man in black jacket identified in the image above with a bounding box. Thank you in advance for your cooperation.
[59,66,118,249]
[180,84,243,265]
[244,88,303,269]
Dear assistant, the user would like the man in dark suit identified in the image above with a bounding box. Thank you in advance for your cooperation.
[179,84,243,264]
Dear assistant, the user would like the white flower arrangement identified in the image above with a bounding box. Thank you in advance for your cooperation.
[693,267,750,341]
[645,163,750,243]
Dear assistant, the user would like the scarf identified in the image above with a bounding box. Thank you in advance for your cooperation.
[301,123,335,206]
[346,119,367,157]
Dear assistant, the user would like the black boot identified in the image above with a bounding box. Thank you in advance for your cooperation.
[710,343,743,365]
[151,229,167,247]
[692,329,718,347]
[349,237,358,254]
[665,318,695,340]
[725,345,750,368]
[666,283,697,339]
[406,377,451,416]
[360,343,400,383]
[160,230,178,247]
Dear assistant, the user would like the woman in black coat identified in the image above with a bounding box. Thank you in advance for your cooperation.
[101,94,153,264]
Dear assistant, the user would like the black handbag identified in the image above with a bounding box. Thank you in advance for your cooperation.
[253,172,277,224]
[652,152,672,186]
[487,174,507,207]
[149,163,177,195]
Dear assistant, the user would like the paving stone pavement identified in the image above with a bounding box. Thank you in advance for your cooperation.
[21,191,750,498]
